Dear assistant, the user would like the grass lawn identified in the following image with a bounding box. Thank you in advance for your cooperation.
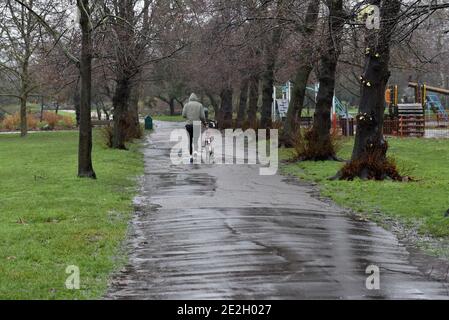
[281,137,449,239]
[0,131,143,299]
[152,115,185,122]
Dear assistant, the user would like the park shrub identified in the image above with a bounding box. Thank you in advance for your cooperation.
[55,116,75,129]
[38,121,50,130]
[42,112,62,129]
[1,112,39,131]
[62,115,75,128]
[27,115,38,130]
[2,113,20,130]
[100,125,114,148]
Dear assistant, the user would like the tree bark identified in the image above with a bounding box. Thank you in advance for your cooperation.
[338,0,403,181]
[219,87,233,129]
[206,92,219,120]
[20,96,28,137]
[247,75,259,128]
[77,0,96,179]
[74,90,81,126]
[20,53,30,137]
[260,50,277,129]
[129,84,141,139]
[110,0,140,148]
[40,96,44,122]
[283,66,314,144]
[169,97,175,116]
[259,2,284,129]
[308,0,345,160]
[283,0,320,145]
[352,0,401,161]
[236,79,249,128]
[112,76,132,150]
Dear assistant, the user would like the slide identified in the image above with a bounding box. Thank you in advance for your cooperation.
[427,93,449,121]
[306,85,348,117]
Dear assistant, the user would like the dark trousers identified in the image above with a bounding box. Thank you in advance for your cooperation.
[186,125,194,156]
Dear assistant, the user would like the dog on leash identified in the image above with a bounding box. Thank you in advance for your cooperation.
[203,121,217,164]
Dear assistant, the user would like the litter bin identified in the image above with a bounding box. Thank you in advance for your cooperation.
[145,115,153,130]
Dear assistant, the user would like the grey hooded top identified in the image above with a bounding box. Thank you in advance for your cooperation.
[182,93,206,125]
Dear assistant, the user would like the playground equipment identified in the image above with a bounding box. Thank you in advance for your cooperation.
[272,82,348,122]
[386,85,425,137]
[408,82,449,123]
[333,96,348,118]
[306,85,348,118]
[272,82,292,120]
[385,82,449,137]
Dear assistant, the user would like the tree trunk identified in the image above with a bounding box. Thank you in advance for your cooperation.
[111,0,139,149]
[260,61,275,129]
[219,87,233,129]
[283,65,314,144]
[169,97,175,116]
[103,106,110,121]
[96,105,102,121]
[307,0,345,160]
[260,4,283,129]
[20,60,29,137]
[352,0,400,161]
[128,84,141,139]
[339,0,403,181]
[236,79,249,128]
[206,92,219,120]
[175,98,184,112]
[112,76,132,150]
[283,0,320,145]
[20,96,27,137]
[247,76,259,128]
[40,96,44,122]
[74,90,81,126]
[77,0,96,179]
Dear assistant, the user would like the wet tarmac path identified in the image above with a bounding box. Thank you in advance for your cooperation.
[106,122,449,300]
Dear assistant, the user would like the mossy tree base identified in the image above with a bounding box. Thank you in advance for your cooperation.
[333,141,405,182]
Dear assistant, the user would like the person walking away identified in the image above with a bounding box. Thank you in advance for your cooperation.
[183,93,206,163]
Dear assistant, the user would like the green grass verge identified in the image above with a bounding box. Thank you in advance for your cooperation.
[281,137,449,238]
[152,115,185,122]
[0,131,143,299]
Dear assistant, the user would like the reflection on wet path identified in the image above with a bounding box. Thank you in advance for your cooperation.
[107,122,449,300]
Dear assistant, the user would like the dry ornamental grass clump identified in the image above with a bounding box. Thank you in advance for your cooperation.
[292,128,342,162]
[1,113,39,130]
[338,140,405,181]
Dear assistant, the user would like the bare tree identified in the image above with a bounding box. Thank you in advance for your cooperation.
[0,0,45,137]
[260,0,285,129]
[336,0,403,180]
[304,0,346,161]
[77,0,96,178]
[282,0,320,144]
